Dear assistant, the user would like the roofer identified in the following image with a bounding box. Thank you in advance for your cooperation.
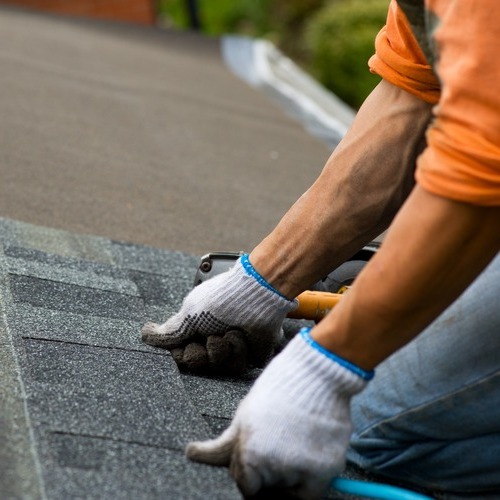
[142,1,500,497]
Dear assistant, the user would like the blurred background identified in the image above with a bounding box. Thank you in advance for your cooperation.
[0,0,389,254]
[157,0,387,109]
[1,0,388,109]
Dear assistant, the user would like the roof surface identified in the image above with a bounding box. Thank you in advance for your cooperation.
[1,216,247,498]
[0,5,331,255]
[0,216,386,499]
[0,5,433,500]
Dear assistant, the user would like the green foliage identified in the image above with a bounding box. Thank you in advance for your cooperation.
[259,1,327,61]
[157,1,326,40]
[157,0,270,36]
[157,0,389,109]
[305,0,388,108]
[157,0,187,28]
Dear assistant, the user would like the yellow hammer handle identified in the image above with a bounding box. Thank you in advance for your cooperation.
[287,290,343,322]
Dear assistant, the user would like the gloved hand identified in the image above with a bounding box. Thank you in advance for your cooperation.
[186,327,373,499]
[141,255,297,375]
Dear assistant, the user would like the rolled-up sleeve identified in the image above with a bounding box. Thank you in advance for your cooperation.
[415,1,500,206]
[371,0,500,206]
[369,0,440,104]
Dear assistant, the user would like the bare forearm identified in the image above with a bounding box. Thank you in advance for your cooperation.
[251,80,433,299]
[312,185,500,370]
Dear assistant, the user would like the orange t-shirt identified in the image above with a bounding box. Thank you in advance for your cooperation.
[369,0,500,206]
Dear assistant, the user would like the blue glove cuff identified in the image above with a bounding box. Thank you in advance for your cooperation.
[300,327,375,381]
[240,254,289,300]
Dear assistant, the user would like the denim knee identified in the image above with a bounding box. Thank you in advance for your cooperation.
[348,371,500,495]
[347,253,500,495]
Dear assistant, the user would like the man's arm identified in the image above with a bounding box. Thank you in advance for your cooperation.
[312,184,500,370]
[142,80,433,375]
[251,79,433,299]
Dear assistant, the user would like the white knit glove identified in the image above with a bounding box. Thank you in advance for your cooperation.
[141,255,297,375]
[186,328,373,499]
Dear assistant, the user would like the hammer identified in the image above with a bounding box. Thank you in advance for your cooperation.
[193,248,377,322]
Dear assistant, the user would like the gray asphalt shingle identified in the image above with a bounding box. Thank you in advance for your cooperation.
[1,218,244,499]
[41,435,238,499]
[21,339,205,449]
[2,217,400,499]
[10,275,145,320]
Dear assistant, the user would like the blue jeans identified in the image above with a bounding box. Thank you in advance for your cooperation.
[347,252,500,498]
